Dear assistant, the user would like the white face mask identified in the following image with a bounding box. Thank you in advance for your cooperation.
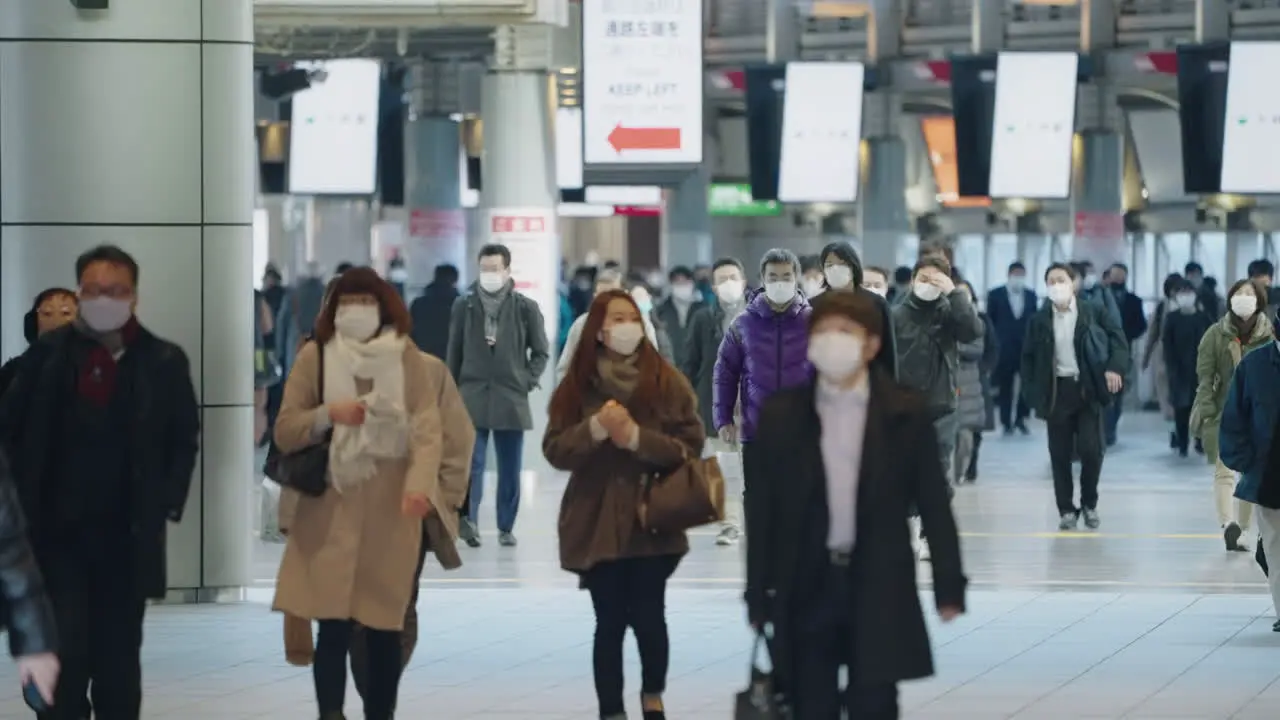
[716,279,745,305]
[1047,282,1074,306]
[603,321,644,355]
[864,284,887,297]
[334,305,381,340]
[1231,294,1258,319]
[1007,276,1026,291]
[671,283,697,302]
[824,265,854,290]
[802,278,825,299]
[479,271,506,293]
[913,282,942,302]
[765,281,796,305]
[808,331,864,380]
[1176,292,1197,309]
[79,297,132,333]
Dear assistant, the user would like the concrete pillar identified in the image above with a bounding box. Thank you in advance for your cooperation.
[766,0,801,63]
[404,116,467,292]
[1081,0,1117,51]
[480,70,560,474]
[1070,131,1126,267]
[1195,0,1230,42]
[972,0,1004,53]
[858,138,911,271]
[0,0,256,598]
[663,163,713,269]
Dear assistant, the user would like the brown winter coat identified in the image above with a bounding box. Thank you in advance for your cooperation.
[272,341,473,631]
[544,371,705,575]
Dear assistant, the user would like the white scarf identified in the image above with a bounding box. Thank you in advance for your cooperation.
[323,330,409,493]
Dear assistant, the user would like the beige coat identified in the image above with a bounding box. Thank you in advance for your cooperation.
[273,341,474,631]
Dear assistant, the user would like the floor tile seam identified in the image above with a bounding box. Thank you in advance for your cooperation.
[1086,595,1256,720]
[916,592,1130,710]
[931,591,1050,648]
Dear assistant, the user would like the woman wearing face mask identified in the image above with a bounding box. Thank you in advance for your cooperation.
[816,242,899,380]
[745,291,966,718]
[1191,279,1273,551]
[1143,273,1185,444]
[0,288,77,398]
[1163,278,1214,457]
[272,268,473,720]
[545,290,704,720]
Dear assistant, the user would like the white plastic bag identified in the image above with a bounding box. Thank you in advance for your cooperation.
[259,478,286,543]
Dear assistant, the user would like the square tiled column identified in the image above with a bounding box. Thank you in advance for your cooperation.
[0,0,256,595]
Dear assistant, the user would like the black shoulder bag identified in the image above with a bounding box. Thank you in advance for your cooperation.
[264,341,330,497]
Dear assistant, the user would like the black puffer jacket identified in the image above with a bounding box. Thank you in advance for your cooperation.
[0,451,56,657]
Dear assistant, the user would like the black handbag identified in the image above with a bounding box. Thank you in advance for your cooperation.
[264,341,330,498]
[735,634,790,720]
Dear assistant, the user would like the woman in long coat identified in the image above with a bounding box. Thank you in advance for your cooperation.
[273,268,471,720]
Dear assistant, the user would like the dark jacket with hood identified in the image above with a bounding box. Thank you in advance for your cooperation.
[712,288,812,442]
[409,281,460,360]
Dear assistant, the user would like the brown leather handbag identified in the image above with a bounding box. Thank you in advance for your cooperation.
[639,454,726,534]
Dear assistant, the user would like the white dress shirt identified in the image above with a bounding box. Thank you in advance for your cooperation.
[1052,298,1080,378]
[815,375,870,552]
[1007,287,1025,319]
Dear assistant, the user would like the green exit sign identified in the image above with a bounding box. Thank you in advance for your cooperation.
[708,183,782,217]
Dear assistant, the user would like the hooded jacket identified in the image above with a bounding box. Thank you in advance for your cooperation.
[712,288,812,442]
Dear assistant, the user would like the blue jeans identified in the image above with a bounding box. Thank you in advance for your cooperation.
[466,428,525,533]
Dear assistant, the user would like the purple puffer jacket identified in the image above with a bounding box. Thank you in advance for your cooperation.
[712,289,813,442]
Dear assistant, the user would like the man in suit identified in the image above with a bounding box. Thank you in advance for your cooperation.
[986,261,1037,435]
[745,291,966,718]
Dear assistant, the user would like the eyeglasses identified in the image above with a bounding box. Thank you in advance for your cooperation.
[79,285,133,300]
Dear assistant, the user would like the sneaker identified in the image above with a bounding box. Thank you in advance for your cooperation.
[917,537,931,561]
[1224,522,1244,551]
[498,531,518,547]
[1058,511,1080,531]
[1082,508,1100,530]
[459,518,481,548]
[716,525,740,546]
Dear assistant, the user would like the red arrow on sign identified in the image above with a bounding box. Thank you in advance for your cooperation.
[608,124,682,153]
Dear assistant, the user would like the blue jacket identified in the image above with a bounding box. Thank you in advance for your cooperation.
[1220,342,1280,508]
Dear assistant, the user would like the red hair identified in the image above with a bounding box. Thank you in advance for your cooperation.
[548,290,678,426]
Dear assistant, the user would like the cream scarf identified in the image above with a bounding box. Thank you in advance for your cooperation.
[324,330,409,493]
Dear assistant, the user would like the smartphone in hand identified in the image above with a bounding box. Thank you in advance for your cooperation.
[23,680,51,713]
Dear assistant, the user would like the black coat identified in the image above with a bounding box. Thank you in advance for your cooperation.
[1019,299,1130,418]
[985,285,1036,372]
[409,282,460,360]
[0,450,56,657]
[655,297,705,373]
[681,302,729,435]
[0,324,200,599]
[744,372,967,690]
[1162,309,1213,409]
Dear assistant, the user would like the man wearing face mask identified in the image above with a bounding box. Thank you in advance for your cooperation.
[1162,278,1213,457]
[1072,260,1123,330]
[986,262,1037,435]
[0,245,200,719]
[653,266,705,372]
[683,258,750,546]
[1021,263,1128,531]
[745,291,966,718]
[713,249,812,515]
[447,244,550,548]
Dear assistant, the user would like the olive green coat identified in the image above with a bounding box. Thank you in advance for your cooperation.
[1191,312,1274,463]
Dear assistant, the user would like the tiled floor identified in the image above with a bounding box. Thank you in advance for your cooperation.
[2,412,1277,719]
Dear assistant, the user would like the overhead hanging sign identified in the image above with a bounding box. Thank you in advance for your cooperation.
[582,0,704,166]
[708,183,782,216]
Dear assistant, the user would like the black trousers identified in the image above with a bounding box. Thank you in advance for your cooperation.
[351,519,431,707]
[995,364,1029,429]
[1047,377,1105,514]
[1172,404,1193,454]
[791,564,899,720]
[35,526,146,720]
[314,619,403,720]
[584,555,679,719]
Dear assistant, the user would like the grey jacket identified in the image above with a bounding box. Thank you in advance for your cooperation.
[955,335,987,431]
[446,284,550,431]
[891,289,985,419]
